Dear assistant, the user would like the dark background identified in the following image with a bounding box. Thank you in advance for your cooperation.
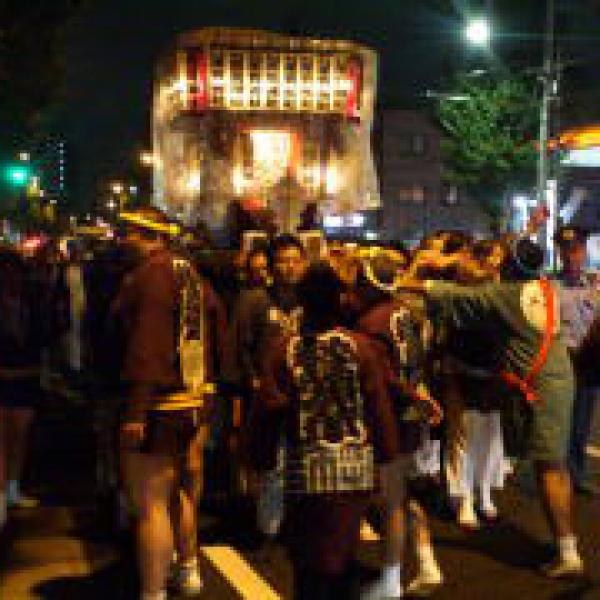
[5,0,600,210]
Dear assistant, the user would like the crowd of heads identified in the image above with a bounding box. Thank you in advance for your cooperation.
[2,201,578,311]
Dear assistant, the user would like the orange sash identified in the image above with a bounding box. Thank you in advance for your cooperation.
[500,278,555,404]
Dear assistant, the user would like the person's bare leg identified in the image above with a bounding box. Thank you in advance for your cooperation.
[406,499,443,595]
[536,461,573,539]
[0,407,7,488]
[169,425,206,596]
[6,407,35,506]
[409,499,433,549]
[174,426,206,562]
[125,451,176,597]
[384,504,406,566]
[362,459,406,599]
[0,407,7,527]
[535,460,583,576]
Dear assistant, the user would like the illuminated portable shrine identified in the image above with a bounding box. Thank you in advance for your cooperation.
[152,28,380,233]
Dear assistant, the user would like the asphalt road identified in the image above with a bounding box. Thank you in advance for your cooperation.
[1,403,600,600]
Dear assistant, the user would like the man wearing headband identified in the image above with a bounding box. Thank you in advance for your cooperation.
[554,226,600,496]
[113,206,223,600]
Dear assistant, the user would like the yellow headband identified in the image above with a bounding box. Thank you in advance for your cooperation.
[119,211,180,237]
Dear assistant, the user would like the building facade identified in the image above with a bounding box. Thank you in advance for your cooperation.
[378,109,491,243]
[33,136,68,205]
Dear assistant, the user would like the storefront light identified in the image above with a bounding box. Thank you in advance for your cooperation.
[172,78,187,93]
[324,214,344,228]
[326,164,340,195]
[187,172,202,192]
[346,212,366,228]
[232,166,246,195]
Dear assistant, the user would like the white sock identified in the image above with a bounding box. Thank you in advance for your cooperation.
[382,563,402,591]
[479,487,494,511]
[140,590,167,600]
[7,480,19,504]
[416,543,440,574]
[460,494,475,511]
[558,535,580,562]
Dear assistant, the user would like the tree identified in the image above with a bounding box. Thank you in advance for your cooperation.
[435,71,539,228]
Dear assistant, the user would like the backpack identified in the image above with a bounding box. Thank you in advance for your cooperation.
[285,330,374,495]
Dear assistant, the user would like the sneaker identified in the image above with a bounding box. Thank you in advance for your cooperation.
[541,556,584,579]
[361,576,403,599]
[175,565,204,597]
[405,568,443,597]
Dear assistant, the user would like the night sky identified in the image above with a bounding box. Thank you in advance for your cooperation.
[58,0,600,207]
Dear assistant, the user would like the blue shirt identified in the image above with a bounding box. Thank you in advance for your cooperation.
[557,271,600,350]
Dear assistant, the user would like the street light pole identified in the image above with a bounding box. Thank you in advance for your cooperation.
[538,0,557,267]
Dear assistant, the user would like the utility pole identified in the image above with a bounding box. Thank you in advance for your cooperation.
[538,0,556,266]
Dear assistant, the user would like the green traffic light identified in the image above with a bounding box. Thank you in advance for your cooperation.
[4,164,31,187]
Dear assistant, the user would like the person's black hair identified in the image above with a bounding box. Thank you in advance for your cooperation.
[355,264,391,311]
[246,243,270,276]
[471,239,498,261]
[269,234,305,265]
[247,242,269,261]
[500,238,544,281]
[441,230,472,255]
[0,244,23,269]
[380,240,411,263]
[297,261,344,329]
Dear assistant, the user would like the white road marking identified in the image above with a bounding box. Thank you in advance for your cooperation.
[202,545,281,600]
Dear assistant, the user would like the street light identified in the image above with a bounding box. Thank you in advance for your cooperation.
[140,152,155,166]
[111,182,124,195]
[465,18,491,47]
[465,5,557,267]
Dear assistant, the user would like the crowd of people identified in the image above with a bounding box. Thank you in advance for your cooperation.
[0,205,599,600]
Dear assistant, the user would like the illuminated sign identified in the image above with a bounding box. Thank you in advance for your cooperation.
[324,212,366,229]
[561,148,600,168]
[181,49,363,118]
